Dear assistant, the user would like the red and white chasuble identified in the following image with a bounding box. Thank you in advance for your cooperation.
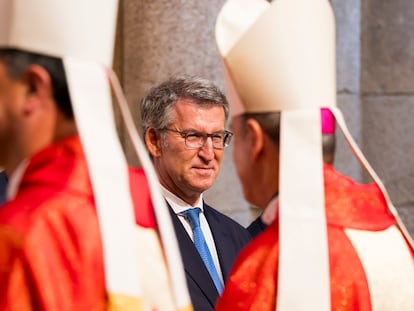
[215,165,414,311]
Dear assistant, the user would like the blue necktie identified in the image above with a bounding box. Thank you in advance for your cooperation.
[182,208,223,293]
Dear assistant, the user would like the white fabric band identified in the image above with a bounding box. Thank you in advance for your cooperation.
[277,109,331,311]
[65,58,141,298]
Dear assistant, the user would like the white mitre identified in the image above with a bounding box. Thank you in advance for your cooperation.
[0,0,117,65]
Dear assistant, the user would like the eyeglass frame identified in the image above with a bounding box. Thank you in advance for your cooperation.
[158,128,234,149]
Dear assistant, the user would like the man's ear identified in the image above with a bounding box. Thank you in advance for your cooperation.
[145,128,162,157]
[245,118,265,161]
[23,65,53,115]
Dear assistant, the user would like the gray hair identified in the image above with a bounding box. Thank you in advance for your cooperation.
[140,75,229,134]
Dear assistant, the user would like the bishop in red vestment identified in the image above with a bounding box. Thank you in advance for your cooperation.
[215,164,414,311]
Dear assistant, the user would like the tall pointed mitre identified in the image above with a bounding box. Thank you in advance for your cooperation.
[0,1,192,310]
[216,0,336,115]
[0,1,117,65]
[216,1,413,310]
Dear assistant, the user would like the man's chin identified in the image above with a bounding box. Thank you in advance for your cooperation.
[190,181,214,193]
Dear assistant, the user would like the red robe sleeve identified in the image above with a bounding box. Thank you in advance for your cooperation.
[128,167,157,228]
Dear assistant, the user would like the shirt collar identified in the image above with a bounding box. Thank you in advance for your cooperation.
[160,184,204,214]
[6,160,28,201]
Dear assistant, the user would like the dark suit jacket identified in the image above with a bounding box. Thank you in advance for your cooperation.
[168,202,252,311]
[247,215,267,237]
[0,171,8,205]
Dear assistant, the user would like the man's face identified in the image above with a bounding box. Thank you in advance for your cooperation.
[0,61,25,167]
[153,100,227,205]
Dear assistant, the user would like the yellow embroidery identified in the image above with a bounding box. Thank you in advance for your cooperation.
[107,293,141,310]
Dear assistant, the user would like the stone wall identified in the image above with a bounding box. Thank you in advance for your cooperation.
[360,0,414,235]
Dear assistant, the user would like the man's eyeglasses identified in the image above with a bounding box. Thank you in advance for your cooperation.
[159,128,234,149]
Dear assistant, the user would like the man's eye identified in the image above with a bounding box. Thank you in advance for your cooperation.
[186,133,201,140]
[212,134,223,139]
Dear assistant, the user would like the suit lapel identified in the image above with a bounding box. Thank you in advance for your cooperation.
[203,203,233,282]
[167,204,219,305]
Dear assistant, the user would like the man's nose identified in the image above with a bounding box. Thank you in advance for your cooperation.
[198,137,215,160]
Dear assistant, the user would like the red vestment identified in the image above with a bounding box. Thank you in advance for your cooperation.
[215,164,414,311]
[0,136,106,310]
[0,136,155,310]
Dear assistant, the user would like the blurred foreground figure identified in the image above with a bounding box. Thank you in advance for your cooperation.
[214,0,414,310]
[0,1,191,310]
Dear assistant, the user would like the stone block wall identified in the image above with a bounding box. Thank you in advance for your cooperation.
[361,0,414,235]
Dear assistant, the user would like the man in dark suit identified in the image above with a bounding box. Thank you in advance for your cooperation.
[140,76,252,311]
[0,171,7,204]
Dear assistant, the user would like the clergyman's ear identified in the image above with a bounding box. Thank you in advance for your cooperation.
[23,65,53,115]
[145,128,162,157]
[245,118,265,161]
